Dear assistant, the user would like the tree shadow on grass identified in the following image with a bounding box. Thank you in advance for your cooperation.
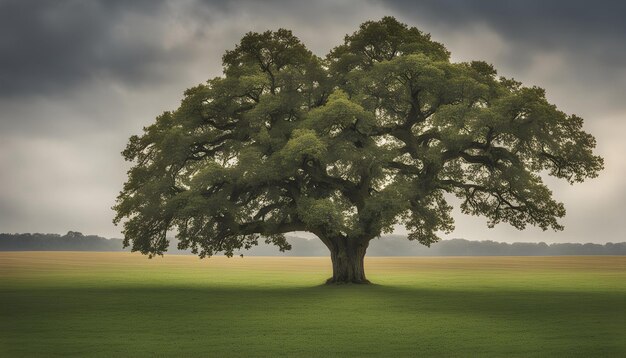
[3,282,625,319]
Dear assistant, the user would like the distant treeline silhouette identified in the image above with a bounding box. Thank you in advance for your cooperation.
[1,232,625,256]
[366,236,626,256]
[0,231,124,251]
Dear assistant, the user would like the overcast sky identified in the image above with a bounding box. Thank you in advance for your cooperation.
[1,0,624,243]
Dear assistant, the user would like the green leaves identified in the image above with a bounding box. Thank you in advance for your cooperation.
[280,129,327,167]
[297,197,347,234]
[114,17,603,258]
[306,90,374,135]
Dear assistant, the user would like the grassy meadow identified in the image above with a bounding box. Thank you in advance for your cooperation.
[1,252,624,357]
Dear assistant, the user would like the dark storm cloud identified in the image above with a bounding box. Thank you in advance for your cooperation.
[384,1,626,43]
[3,0,625,98]
[384,0,626,68]
[0,0,181,97]
[0,0,309,98]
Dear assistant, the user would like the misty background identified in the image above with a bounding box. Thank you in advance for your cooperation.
[1,1,625,244]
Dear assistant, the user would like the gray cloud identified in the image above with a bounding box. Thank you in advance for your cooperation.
[3,1,625,99]
[0,0,220,97]
[384,1,626,46]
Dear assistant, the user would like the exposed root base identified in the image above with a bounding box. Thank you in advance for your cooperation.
[325,278,371,285]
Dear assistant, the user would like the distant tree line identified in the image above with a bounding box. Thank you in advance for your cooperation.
[366,236,626,256]
[1,232,624,256]
[0,232,124,251]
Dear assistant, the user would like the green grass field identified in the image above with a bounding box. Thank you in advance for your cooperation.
[1,252,624,357]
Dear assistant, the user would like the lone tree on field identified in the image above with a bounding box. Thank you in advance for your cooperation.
[114,17,603,283]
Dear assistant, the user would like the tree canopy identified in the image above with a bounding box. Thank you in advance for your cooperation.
[114,17,603,283]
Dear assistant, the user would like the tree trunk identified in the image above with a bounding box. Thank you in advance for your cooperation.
[326,239,370,284]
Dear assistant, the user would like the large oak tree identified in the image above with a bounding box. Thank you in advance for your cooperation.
[114,17,603,283]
